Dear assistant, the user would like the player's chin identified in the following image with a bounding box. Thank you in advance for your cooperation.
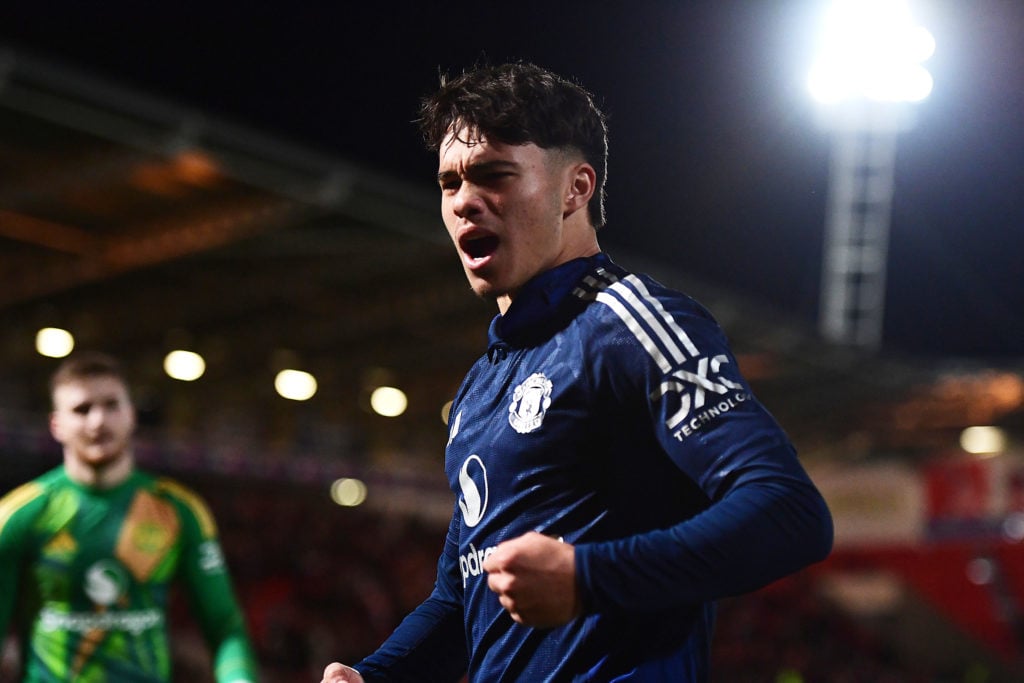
[466,276,503,301]
[82,446,126,466]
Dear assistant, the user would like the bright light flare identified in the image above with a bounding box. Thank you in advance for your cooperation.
[1003,513,1024,543]
[163,350,206,381]
[966,557,994,586]
[330,478,367,507]
[370,386,408,417]
[960,426,1007,455]
[36,327,75,358]
[808,0,934,103]
[275,369,318,401]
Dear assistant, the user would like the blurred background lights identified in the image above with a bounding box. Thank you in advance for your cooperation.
[1003,513,1024,544]
[274,369,317,401]
[330,477,367,507]
[370,386,407,417]
[959,426,1007,455]
[808,0,934,104]
[36,327,75,358]
[163,349,206,381]
[965,557,994,586]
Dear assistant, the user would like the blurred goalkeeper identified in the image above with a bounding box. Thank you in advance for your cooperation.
[0,351,258,682]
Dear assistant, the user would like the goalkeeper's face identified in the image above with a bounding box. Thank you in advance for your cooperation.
[50,376,137,472]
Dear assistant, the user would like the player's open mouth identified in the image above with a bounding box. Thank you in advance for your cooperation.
[461,234,499,265]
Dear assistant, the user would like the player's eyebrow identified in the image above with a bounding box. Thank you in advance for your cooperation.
[437,159,519,185]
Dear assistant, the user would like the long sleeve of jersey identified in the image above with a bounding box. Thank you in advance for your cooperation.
[354,506,468,682]
[573,269,833,613]
[0,555,14,644]
[575,453,832,612]
[0,482,46,645]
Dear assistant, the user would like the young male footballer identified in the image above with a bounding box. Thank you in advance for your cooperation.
[322,61,833,682]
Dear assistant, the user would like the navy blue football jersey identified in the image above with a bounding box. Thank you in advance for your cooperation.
[356,254,832,682]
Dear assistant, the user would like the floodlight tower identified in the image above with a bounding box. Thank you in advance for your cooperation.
[809,0,934,349]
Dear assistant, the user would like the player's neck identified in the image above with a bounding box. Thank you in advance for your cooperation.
[65,451,135,489]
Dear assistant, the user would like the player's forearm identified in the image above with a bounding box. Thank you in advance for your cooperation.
[355,591,467,683]
[576,471,833,613]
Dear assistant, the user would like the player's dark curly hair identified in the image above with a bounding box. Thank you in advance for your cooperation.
[418,61,609,229]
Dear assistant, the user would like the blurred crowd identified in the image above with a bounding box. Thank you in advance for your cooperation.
[0,471,1009,682]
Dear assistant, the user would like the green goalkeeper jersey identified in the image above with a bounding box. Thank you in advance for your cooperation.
[0,466,258,682]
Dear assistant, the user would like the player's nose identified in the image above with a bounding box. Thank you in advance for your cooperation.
[451,183,484,219]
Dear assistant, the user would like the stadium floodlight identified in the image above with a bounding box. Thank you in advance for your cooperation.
[163,349,206,381]
[808,0,935,348]
[274,369,318,401]
[36,327,75,358]
[960,426,1007,456]
[330,477,368,507]
[370,386,408,417]
[808,0,934,104]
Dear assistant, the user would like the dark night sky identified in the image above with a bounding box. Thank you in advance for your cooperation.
[2,0,1022,359]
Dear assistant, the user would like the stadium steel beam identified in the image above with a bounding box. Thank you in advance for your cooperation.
[0,47,437,228]
[0,197,311,309]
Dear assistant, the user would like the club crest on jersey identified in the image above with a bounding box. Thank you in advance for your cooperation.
[508,372,552,434]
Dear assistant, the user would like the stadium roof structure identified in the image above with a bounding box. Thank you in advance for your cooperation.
[1,48,1020,500]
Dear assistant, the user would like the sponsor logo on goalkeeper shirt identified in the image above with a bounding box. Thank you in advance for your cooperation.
[198,540,226,572]
[42,558,164,635]
[40,607,163,635]
[84,560,128,606]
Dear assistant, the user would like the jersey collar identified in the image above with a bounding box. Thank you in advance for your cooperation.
[487,252,612,358]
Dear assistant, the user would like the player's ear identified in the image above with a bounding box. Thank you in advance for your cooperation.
[49,411,64,443]
[564,163,596,217]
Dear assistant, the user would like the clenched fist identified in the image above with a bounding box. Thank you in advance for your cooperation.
[320,662,364,683]
[482,531,580,628]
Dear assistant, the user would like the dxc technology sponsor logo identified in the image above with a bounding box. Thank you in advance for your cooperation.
[652,354,751,441]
